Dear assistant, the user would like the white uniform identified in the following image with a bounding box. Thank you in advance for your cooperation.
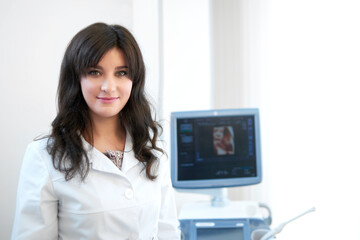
[11,133,180,240]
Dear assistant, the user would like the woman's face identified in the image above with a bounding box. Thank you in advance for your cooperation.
[80,47,133,121]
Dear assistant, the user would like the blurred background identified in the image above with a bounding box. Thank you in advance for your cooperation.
[1,0,360,239]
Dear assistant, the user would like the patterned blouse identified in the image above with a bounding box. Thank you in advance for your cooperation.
[104,150,124,169]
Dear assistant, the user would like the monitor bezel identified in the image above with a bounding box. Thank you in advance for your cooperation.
[170,108,262,189]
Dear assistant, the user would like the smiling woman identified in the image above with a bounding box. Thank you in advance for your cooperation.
[11,23,180,240]
[80,48,133,122]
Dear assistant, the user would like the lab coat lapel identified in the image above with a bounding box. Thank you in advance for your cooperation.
[81,136,123,176]
[121,130,140,173]
[80,132,140,175]
[89,148,123,176]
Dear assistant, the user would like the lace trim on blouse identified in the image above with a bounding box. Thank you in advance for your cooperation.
[104,150,124,169]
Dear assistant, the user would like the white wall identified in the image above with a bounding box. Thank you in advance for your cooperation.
[264,1,360,239]
[132,0,162,110]
[0,1,163,239]
[162,0,211,115]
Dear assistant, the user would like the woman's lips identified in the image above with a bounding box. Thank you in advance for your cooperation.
[96,97,119,104]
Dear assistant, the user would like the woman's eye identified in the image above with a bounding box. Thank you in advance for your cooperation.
[88,70,101,76]
[116,71,127,77]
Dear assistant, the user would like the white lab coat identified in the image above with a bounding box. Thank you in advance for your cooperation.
[11,133,180,240]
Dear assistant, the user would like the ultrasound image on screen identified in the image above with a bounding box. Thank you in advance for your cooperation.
[177,115,257,181]
[213,126,235,156]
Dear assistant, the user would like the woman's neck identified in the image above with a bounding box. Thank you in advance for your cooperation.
[87,115,126,152]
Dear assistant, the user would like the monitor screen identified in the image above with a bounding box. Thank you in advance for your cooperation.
[170,108,262,189]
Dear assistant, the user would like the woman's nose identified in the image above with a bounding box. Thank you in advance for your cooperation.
[101,77,115,93]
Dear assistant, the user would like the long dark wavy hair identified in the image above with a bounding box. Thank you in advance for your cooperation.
[47,22,163,181]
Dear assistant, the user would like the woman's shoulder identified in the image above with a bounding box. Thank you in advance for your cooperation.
[22,138,53,168]
[24,137,66,180]
[26,137,50,154]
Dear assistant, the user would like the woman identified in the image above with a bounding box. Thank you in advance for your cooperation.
[11,23,180,240]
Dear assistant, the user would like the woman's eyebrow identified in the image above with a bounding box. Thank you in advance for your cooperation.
[90,66,103,70]
[115,66,129,70]
[90,66,128,70]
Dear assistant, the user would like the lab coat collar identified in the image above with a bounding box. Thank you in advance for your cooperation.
[121,130,140,173]
[80,131,140,175]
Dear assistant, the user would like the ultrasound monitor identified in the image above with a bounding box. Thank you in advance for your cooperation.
[170,108,262,189]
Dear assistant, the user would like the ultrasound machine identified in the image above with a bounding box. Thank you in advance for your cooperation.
[170,108,315,240]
